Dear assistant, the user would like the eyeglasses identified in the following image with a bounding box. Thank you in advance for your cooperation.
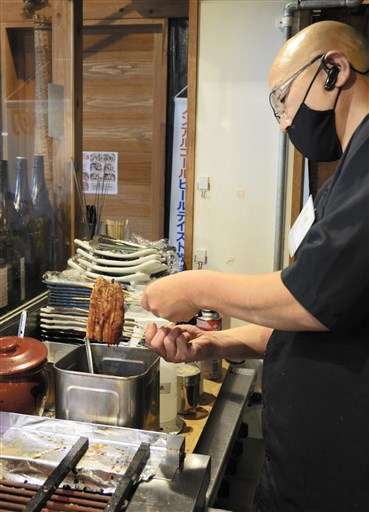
[269,54,324,122]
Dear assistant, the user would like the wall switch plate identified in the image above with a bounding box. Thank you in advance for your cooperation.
[197,176,210,198]
[194,248,208,269]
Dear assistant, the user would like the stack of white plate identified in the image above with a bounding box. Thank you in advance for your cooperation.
[67,239,169,285]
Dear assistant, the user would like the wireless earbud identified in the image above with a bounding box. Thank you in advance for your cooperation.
[324,65,340,91]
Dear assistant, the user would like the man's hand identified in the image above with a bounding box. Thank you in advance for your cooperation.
[145,323,223,363]
[141,271,203,322]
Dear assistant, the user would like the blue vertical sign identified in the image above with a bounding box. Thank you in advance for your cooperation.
[169,97,187,271]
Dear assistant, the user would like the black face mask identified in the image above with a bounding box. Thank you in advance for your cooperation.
[287,65,342,162]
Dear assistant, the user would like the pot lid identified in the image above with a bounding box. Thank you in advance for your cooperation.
[0,337,48,376]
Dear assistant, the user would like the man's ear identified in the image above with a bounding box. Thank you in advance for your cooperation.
[324,50,351,88]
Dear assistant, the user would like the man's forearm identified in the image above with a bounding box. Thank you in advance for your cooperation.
[192,270,327,331]
[217,324,273,359]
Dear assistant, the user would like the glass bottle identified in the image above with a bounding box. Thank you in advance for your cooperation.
[0,160,21,311]
[30,155,53,291]
[14,156,32,222]
[14,156,32,300]
[0,258,8,311]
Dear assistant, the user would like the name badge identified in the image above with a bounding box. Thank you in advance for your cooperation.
[288,195,315,257]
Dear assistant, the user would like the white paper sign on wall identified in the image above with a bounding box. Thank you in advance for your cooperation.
[83,151,118,195]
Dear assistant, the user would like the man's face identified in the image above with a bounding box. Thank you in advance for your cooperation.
[270,57,337,132]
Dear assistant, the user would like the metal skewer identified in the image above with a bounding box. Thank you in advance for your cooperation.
[84,337,95,374]
[17,310,27,338]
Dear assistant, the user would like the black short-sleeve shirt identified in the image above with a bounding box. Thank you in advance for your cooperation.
[255,114,369,512]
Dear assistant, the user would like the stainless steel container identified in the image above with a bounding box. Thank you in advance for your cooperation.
[43,341,78,410]
[177,363,201,415]
[55,345,160,430]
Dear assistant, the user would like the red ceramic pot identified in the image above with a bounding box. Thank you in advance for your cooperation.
[0,336,48,415]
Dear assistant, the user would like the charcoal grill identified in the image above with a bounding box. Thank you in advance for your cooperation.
[0,481,110,511]
[0,413,210,512]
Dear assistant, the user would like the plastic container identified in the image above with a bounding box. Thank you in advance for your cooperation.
[160,358,178,426]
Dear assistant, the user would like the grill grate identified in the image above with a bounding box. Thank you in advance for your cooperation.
[0,481,111,512]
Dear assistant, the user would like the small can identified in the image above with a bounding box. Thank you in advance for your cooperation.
[196,309,222,332]
[197,310,223,381]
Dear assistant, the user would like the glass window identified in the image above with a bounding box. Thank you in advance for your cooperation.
[0,0,80,317]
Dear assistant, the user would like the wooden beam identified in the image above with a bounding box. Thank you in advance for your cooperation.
[83,0,188,20]
[83,18,165,27]
[184,0,199,271]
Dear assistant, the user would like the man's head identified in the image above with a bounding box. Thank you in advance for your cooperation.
[269,21,369,140]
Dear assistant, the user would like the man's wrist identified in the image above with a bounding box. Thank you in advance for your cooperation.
[215,330,248,361]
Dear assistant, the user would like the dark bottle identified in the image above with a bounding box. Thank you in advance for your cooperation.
[0,162,10,312]
[30,155,53,290]
[13,156,33,300]
[0,257,9,312]
[0,160,23,311]
[14,156,32,222]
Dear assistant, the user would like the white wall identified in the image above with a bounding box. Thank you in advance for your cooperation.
[193,0,286,326]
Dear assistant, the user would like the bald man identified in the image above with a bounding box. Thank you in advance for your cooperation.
[142,21,369,511]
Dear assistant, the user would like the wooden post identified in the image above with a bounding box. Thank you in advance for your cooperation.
[51,0,82,257]
[151,19,168,240]
[184,0,199,270]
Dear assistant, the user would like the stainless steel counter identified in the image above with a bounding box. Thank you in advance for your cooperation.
[195,366,256,507]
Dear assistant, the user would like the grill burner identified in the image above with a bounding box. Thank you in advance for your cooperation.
[0,439,149,512]
[0,481,111,511]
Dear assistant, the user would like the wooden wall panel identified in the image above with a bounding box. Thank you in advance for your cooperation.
[83,21,167,240]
